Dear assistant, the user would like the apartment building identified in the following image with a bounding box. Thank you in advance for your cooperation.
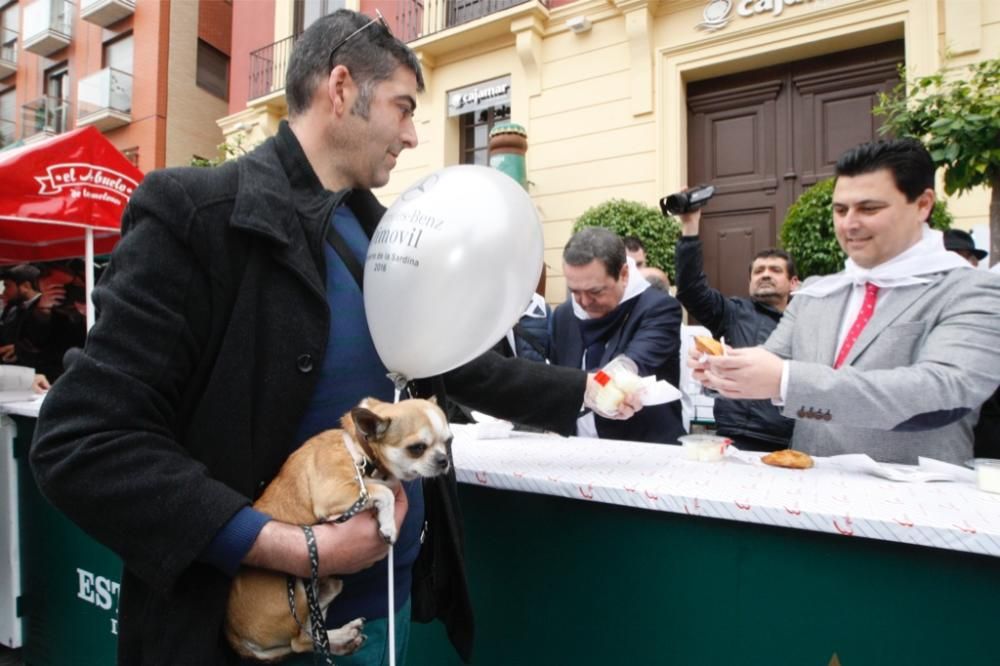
[0,0,232,173]
[220,0,998,301]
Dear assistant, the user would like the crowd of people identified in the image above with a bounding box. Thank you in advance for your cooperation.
[501,138,999,467]
[13,7,1000,666]
[0,259,88,389]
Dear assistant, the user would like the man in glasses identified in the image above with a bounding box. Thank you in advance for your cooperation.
[550,226,686,445]
[31,9,633,666]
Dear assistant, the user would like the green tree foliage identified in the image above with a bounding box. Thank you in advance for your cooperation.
[190,134,256,167]
[573,199,681,281]
[874,57,1000,262]
[780,178,953,280]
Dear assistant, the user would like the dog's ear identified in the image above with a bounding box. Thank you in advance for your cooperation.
[351,407,392,441]
[427,395,438,406]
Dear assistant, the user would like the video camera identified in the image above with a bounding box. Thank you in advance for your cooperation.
[659,184,716,216]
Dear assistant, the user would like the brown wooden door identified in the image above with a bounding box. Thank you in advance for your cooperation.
[686,41,903,298]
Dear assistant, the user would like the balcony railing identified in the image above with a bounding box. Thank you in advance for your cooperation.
[397,0,543,42]
[248,34,295,102]
[247,0,545,102]
[77,67,132,131]
[0,28,16,78]
[21,95,70,142]
[23,0,73,57]
[80,0,135,28]
[0,118,15,149]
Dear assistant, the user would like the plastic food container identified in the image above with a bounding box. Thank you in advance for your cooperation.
[975,459,1000,494]
[591,356,641,415]
[679,434,732,462]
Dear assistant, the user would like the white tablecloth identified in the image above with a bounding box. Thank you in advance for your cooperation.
[451,424,1000,558]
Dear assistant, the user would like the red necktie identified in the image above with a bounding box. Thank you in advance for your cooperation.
[833,282,879,369]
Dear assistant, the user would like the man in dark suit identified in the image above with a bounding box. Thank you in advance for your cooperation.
[551,227,686,444]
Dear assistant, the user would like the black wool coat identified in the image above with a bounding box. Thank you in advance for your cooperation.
[30,123,585,665]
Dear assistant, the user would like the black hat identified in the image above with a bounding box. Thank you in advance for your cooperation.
[944,229,987,260]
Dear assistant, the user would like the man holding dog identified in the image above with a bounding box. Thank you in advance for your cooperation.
[30,10,638,665]
[675,210,799,451]
[691,138,1000,464]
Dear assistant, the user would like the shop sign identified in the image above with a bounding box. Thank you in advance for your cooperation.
[698,0,820,32]
[447,76,511,117]
[36,163,138,206]
[76,566,121,635]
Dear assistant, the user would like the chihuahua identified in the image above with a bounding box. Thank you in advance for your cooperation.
[225,397,453,662]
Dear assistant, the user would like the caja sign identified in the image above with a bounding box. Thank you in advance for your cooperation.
[698,0,821,32]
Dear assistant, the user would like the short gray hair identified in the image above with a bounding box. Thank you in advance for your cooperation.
[285,9,425,119]
[563,227,626,278]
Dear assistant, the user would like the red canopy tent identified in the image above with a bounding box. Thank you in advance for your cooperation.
[0,125,144,329]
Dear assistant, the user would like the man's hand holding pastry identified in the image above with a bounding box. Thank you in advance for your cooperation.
[696,346,784,400]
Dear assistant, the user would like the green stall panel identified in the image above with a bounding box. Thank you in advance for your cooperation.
[410,483,1000,666]
[12,416,120,666]
[13,413,1000,666]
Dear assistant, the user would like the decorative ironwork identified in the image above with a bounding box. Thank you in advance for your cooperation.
[248,34,295,101]
[395,0,424,43]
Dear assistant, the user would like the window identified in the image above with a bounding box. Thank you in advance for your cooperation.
[43,62,70,133]
[45,62,70,100]
[459,104,510,166]
[0,88,14,147]
[103,32,133,74]
[196,39,228,100]
[0,2,18,64]
[294,0,345,35]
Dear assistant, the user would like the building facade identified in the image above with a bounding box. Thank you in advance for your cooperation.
[220,0,998,301]
[0,0,232,173]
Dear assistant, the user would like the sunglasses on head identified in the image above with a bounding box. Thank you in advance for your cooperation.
[328,9,390,70]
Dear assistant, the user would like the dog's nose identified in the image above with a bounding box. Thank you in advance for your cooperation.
[435,453,449,470]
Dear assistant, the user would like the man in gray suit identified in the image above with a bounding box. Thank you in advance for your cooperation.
[691,138,1000,464]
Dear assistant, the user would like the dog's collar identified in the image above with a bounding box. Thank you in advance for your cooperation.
[358,457,380,478]
[335,432,386,524]
[354,429,392,478]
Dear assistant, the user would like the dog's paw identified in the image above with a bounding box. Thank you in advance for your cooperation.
[379,524,397,545]
[328,617,366,656]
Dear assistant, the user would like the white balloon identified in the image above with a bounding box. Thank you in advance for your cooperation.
[364,165,543,380]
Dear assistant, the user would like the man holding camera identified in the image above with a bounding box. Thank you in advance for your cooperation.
[672,197,799,451]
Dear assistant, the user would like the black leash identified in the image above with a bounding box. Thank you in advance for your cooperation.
[286,525,335,666]
[285,454,373,665]
[326,221,364,291]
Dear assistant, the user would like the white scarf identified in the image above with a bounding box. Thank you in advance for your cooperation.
[793,226,970,298]
[572,256,650,320]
